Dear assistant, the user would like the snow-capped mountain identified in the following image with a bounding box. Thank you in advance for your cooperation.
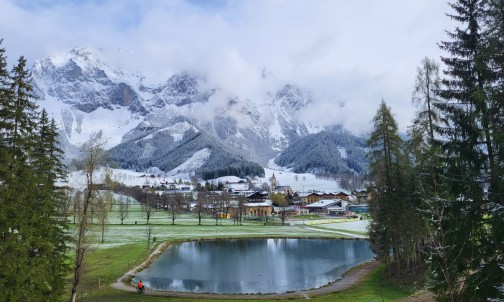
[32,47,366,178]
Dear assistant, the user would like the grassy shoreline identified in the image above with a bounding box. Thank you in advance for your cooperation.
[64,219,413,301]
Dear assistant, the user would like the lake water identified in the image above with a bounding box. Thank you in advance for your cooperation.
[134,238,374,294]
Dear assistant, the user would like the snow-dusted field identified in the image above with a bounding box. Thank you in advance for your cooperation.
[314,220,370,233]
[64,161,345,194]
[80,204,370,249]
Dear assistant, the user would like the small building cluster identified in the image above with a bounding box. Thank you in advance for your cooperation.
[130,172,369,222]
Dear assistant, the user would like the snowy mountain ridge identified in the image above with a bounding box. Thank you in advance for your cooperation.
[31,47,366,178]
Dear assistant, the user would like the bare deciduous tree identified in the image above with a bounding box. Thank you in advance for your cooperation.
[70,135,106,302]
[117,195,129,225]
[195,190,208,225]
[141,192,156,225]
[96,190,114,243]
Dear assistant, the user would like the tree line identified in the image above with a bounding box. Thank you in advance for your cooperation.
[0,40,69,301]
[367,1,503,301]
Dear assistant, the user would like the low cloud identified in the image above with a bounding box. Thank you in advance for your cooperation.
[0,0,454,133]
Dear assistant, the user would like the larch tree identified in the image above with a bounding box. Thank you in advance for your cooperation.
[367,100,420,275]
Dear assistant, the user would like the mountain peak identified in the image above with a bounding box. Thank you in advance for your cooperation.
[68,47,95,59]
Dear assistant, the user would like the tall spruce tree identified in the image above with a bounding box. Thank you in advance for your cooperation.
[432,0,503,300]
[480,0,504,299]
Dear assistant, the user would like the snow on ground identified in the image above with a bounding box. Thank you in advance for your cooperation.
[264,158,342,193]
[315,220,369,233]
[165,148,211,178]
[64,155,343,194]
[138,122,195,142]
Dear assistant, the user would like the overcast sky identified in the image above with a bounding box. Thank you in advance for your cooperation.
[0,0,455,134]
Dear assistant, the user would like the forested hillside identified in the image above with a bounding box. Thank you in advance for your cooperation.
[274,129,367,174]
[107,127,264,179]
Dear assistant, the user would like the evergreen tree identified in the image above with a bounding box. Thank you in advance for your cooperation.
[432,0,503,300]
[9,56,37,161]
[0,40,14,146]
[480,0,504,299]
[0,45,69,301]
[367,100,420,275]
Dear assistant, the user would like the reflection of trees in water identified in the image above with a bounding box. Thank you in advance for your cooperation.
[140,239,374,294]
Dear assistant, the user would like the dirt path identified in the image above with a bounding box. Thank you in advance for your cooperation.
[111,259,380,299]
[299,225,369,239]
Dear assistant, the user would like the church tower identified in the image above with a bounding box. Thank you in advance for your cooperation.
[270,173,277,191]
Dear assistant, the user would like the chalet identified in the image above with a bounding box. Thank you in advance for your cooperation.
[301,192,323,204]
[246,191,269,203]
[300,190,352,205]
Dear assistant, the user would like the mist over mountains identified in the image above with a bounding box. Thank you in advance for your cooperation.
[31,47,368,179]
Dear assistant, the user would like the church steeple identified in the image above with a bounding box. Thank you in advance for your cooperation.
[270,173,277,191]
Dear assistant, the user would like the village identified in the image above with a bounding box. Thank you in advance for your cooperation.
[110,171,370,224]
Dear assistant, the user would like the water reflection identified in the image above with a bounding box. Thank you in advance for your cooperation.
[134,238,374,294]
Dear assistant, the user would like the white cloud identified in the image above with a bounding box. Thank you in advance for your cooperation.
[0,0,454,133]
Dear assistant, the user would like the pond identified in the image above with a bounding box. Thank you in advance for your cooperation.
[133,238,374,294]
